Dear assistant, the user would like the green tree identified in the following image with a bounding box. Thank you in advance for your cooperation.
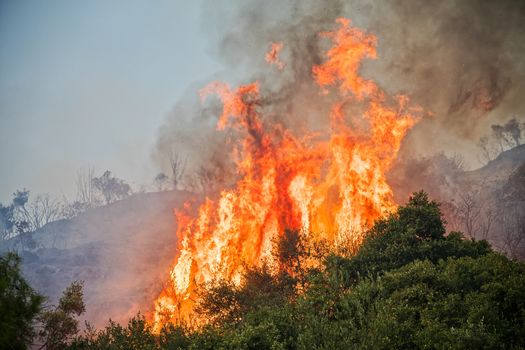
[359,254,525,349]
[294,192,524,349]
[196,264,296,327]
[38,281,86,350]
[0,252,44,350]
[196,229,306,328]
[69,314,157,350]
[322,191,491,289]
[62,191,525,349]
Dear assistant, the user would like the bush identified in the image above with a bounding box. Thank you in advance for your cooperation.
[0,253,44,350]
[65,191,525,349]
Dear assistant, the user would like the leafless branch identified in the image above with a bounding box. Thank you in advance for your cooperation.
[76,167,96,208]
[168,150,187,190]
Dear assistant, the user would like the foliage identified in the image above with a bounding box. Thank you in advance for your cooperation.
[1,253,87,349]
[1,188,82,244]
[35,191,525,349]
[0,252,44,350]
[92,170,131,205]
[502,162,525,202]
[0,190,31,240]
[196,264,296,327]
[69,315,157,350]
[478,117,525,163]
[38,281,86,350]
[323,192,491,289]
[0,203,16,240]
[362,254,525,349]
[154,173,171,191]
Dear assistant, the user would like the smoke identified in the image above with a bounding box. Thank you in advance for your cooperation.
[154,0,525,177]
[147,0,525,321]
[15,191,190,328]
[360,0,525,166]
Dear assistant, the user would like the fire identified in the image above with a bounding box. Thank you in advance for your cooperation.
[153,18,420,328]
[265,41,285,70]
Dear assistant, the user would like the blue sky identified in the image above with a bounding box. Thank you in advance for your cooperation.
[0,0,223,202]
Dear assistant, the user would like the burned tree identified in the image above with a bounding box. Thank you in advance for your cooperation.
[0,203,15,241]
[26,194,61,231]
[477,136,498,165]
[92,171,131,205]
[499,206,525,259]
[75,167,97,209]
[154,172,170,191]
[454,191,495,240]
[168,150,187,190]
[503,118,523,147]
[497,164,525,258]
[478,117,524,165]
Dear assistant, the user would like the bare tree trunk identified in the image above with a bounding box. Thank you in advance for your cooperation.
[76,167,96,208]
[169,150,187,190]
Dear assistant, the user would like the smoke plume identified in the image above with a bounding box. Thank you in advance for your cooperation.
[155,0,525,176]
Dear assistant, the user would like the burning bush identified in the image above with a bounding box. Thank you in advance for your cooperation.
[153,17,421,327]
[63,192,525,349]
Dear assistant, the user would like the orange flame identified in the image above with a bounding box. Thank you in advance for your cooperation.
[265,41,285,70]
[153,18,420,329]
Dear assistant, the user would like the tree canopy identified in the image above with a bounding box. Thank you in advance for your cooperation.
[0,253,86,350]
[64,191,525,349]
[3,191,524,349]
[0,252,44,350]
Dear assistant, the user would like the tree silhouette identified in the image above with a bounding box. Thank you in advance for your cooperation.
[92,171,131,205]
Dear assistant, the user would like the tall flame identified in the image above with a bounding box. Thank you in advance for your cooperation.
[153,18,420,328]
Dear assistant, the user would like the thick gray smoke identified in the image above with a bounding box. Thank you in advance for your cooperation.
[360,0,525,165]
[8,1,524,329]
[155,0,525,178]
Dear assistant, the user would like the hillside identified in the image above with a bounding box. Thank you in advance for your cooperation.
[2,146,524,328]
[461,144,525,185]
[389,144,525,258]
[1,190,194,327]
[57,192,525,349]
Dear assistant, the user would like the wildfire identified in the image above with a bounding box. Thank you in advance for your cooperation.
[265,41,285,70]
[153,18,420,329]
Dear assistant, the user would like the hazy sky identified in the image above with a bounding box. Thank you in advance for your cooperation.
[0,0,222,202]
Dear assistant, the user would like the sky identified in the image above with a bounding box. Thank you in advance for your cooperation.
[1,0,523,204]
[0,0,222,202]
